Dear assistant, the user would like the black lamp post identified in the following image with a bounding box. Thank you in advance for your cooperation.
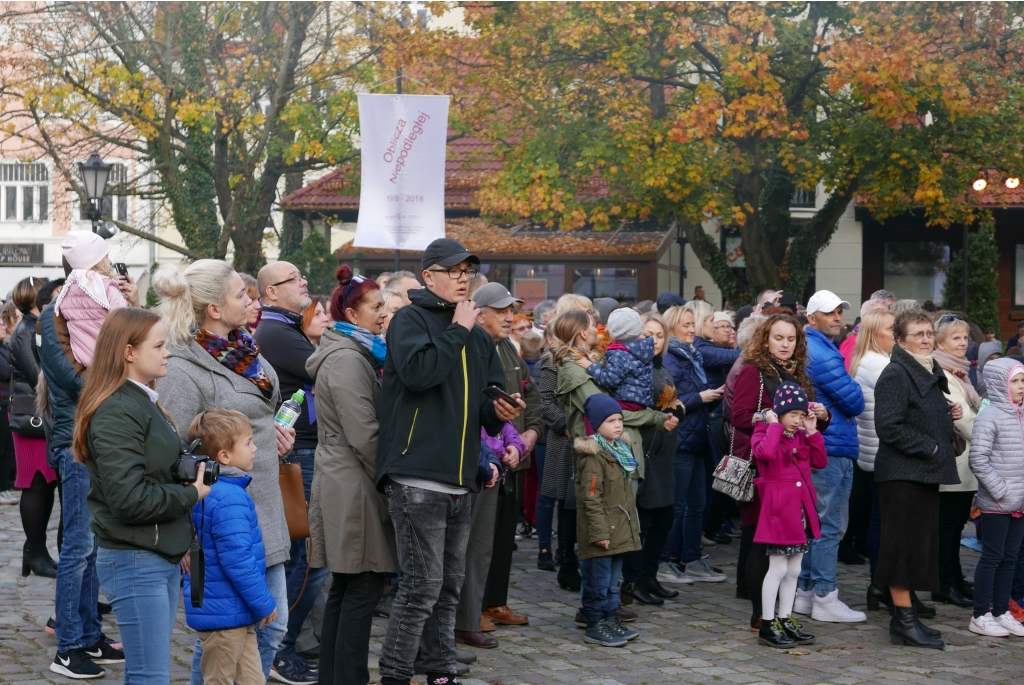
[78,152,116,238]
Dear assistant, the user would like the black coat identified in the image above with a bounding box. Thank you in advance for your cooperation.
[252,306,318,450]
[874,344,959,486]
[8,312,39,401]
[637,359,677,510]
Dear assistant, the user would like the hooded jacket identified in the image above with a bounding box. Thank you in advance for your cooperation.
[977,340,1005,400]
[805,325,864,458]
[377,287,506,490]
[574,434,642,560]
[969,358,1024,513]
[56,276,126,367]
[586,335,655,406]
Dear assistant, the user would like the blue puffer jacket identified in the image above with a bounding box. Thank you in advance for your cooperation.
[805,326,865,459]
[184,474,276,632]
[692,336,740,390]
[664,338,718,458]
[587,336,655,406]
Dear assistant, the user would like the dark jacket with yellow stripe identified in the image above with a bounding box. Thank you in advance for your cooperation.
[377,288,506,490]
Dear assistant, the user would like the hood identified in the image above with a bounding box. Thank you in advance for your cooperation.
[978,341,1004,376]
[306,327,370,380]
[409,287,458,311]
[573,432,630,456]
[983,357,1024,413]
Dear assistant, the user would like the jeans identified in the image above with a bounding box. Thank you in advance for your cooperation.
[938,490,975,590]
[320,571,384,685]
[973,513,1024,619]
[379,481,472,685]
[96,548,179,684]
[662,447,709,564]
[53,447,101,653]
[579,554,624,625]
[799,456,854,595]
[622,505,674,583]
[536,495,557,553]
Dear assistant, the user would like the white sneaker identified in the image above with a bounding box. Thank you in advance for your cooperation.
[793,588,814,615]
[656,561,693,584]
[996,612,1024,636]
[0,489,18,505]
[971,612,1011,637]
[810,589,867,623]
[682,559,726,583]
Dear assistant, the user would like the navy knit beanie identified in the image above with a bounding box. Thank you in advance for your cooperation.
[773,382,809,416]
[584,394,622,432]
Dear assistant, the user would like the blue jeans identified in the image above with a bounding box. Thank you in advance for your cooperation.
[53,447,101,653]
[662,447,708,564]
[536,495,557,553]
[579,554,624,625]
[96,548,179,684]
[189,562,288,684]
[799,456,854,595]
[974,513,1024,618]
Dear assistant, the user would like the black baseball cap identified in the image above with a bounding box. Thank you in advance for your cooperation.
[421,238,479,272]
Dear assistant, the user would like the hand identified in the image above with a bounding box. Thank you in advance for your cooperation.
[276,423,296,457]
[951,401,963,421]
[453,300,479,331]
[259,609,278,629]
[576,357,593,369]
[192,463,211,500]
[596,539,611,550]
[764,410,779,424]
[494,394,525,422]
[663,414,679,432]
[809,402,828,421]
[502,445,520,470]
[485,463,500,489]
[801,413,818,435]
[179,549,191,575]
[699,386,724,404]
[520,429,539,455]
[117,273,140,308]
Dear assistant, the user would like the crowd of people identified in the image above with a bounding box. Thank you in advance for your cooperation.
[5,230,1024,684]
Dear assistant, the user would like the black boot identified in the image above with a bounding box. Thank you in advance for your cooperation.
[22,542,57,578]
[957,578,974,599]
[780,616,815,645]
[758,618,796,649]
[646,576,679,599]
[889,607,944,649]
[910,591,936,618]
[557,563,581,592]
[931,586,972,607]
[621,580,663,606]
[537,550,556,571]
[866,583,894,613]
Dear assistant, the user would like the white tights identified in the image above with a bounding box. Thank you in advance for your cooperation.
[761,553,804,621]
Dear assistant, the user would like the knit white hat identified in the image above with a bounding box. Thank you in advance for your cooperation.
[61,231,110,270]
[607,308,643,343]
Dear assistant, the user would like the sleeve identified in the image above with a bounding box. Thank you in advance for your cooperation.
[663,353,703,414]
[478,340,505,438]
[969,416,1007,502]
[697,341,741,373]
[577,454,610,543]
[500,422,526,456]
[519,354,544,437]
[808,349,864,417]
[387,309,472,392]
[105,279,128,310]
[476,441,505,486]
[539,362,567,437]
[209,498,276,618]
[10,322,39,383]
[586,352,627,390]
[806,430,828,469]
[0,348,11,382]
[751,422,783,462]
[261,329,315,386]
[327,354,379,481]
[873,368,937,459]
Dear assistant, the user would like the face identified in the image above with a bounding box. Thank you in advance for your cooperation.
[303,301,331,343]
[700,316,715,339]
[265,262,311,312]
[780,409,807,433]
[511,318,531,342]
[477,305,514,342]
[809,306,844,337]
[900,321,934,355]
[422,260,474,303]
[346,289,386,335]
[641,320,666,356]
[208,272,252,330]
[245,297,261,327]
[695,287,705,300]
[126,321,169,383]
[767,321,797,360]
[673,310,696,344]
[577,315,599,350]
[218,431,257,472]
[874,313,895,354]
[381,294,403,333]
[936,324,969,358]
[1010,372,1024,406]
[396,277,422,306]
[713,319,734,346]
[597,414,624,441]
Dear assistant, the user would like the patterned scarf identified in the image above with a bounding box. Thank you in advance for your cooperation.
[195,328,273,397]
[334,321,387,367]
[771,354,797,376]
[553,345,600,367]
[594,434,638,474]
[672,339,707,384]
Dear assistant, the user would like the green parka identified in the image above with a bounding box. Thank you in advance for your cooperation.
[574,435,642,560]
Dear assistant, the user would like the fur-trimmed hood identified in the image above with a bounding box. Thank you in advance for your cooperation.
[573,432,630,456]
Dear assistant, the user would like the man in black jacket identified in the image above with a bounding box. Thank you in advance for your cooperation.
[377,238,523,685]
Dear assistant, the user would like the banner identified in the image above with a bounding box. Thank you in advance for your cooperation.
[354,94,449,250]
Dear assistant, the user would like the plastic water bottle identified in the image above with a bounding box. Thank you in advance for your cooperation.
[275,390,305,429]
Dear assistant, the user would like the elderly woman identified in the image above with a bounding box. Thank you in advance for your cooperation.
[874,309,961,650]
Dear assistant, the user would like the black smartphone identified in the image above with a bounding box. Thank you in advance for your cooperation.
[483,385,519,406]
[114,262,128,278]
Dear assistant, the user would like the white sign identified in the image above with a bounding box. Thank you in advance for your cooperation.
[354,94,449,250]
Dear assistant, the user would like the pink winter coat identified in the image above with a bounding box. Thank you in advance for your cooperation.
[750,422,828,546]
[58,277,127,367]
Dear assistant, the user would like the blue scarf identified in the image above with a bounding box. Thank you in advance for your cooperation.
[334,322,387,367]
[594,434,638,474]
[671,338,707,384]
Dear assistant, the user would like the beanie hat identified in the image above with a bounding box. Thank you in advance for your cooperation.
[584,393,622,432]
[61,230,110,270]
[606,308,643,343]
[773,382,809,416]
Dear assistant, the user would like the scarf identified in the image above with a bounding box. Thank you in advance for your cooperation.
[53,269,112,318]
[258,305,304,327]
[763,362,798,399]
[932,348,983,411]
[906,349,935,372]
[672,339,707,384]
[195,327,273,397]
[771,354,797,376]
[553,345,600,367]
[594,434,637,474]
[334,321,387,367]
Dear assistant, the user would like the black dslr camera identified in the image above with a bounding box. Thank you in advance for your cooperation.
[171,439,220,486]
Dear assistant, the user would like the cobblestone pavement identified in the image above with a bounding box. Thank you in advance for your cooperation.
[0,497,1015,684]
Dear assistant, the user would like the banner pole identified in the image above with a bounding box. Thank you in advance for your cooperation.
[393,67,403,272]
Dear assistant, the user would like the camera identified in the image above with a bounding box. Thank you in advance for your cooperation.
[171,439,220,486]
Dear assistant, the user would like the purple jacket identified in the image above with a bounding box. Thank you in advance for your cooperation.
[751,422,828,546]
[482,422,526,463]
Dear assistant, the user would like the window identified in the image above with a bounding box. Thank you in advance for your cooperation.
[1014,244,1024,309]
[883,241,949,304]
[79,162,129,223]
[791,187,816,208]
[0,162,50,222]
[573,267,638,301]
[511,264,565,310]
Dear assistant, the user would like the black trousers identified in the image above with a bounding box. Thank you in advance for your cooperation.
[320,571,385,685]
[737,524,769,619]
[483,477,519,608]
[938,490,975,590]
[840,465,873,557]
[622,505,675,583]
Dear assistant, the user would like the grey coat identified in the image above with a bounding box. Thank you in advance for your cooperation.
[874,344,959,486]
[969,358,1024,513]
[156,339,290,568]
[305,329,396,574]
[539,351,574,500]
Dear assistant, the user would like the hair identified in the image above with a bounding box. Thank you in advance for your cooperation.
[532,299,556,324]
[301,295,327,332]
[239,273,259,304]
[512,312,530,330]
[742,313,815,399]
[73,308,163,462]
[684,299,714,338]
[13,276,47,315]
[36,278,66,311]
[736,313,767,352]
[893,308,933,342]
[849,308,895,376]
[550,310,591,348]
[554,293,593,318]
[187,408,252,461]
[390,270,418,284]
[639,311,670,355]
[519,331,544,359]
[662,305,692,337]
[934,314,970,347]
[1,300,20,330]
[859,297,890,318]
[152,260,237,346]
[891,299,920,316]
[870,289,896,302]
[756,289,778,305]
[922,300,938,313]
[380,287,404,306]
[330,264,379,323]
[376,271,393,287]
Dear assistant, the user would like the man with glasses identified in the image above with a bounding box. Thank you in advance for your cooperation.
[377,238,524,685]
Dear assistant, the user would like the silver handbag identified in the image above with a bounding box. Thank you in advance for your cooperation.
[711,374,762,503]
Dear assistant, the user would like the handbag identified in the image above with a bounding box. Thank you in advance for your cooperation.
[711,374,763,503]
[279,462,310,540]
[9,383,44,437]
[952,425,968,455]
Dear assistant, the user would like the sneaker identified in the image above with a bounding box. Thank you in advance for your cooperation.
[83,638,124,664]
[1010,599,1024,623]
[514,533,522,541]
[995,612,1024,637]
[721,520,742,538]
[0,489,18,505]
[269,658,319,684]
[607,615,640,641]
[810,589,867,623]
[50,650,105,679]
[793,588,814,615]
[517,523,535,538]
[970,612,1010,637]
[681,559,725,583]
[700,534,717,547]
[583,619,627,647]
[656,561,693,584]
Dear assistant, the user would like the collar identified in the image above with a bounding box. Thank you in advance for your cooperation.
[128,379,159,403]
[891,344,947,397]
[804,325,838,348]
[258,305,304,325]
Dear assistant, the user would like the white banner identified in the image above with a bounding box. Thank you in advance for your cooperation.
[354,94,449,250]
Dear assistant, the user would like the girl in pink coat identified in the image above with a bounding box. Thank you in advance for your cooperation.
[750,381,828,648]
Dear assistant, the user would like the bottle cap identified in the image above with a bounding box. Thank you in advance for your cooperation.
[292,390,305,403]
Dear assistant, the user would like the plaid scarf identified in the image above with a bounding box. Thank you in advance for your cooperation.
[195,328,273,397]
[553,345,601,367]
[594,434,638,474]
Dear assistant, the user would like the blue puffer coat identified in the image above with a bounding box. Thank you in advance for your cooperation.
[805,326,865,459]
[587,336,655,406]
[184,474,276,632]
[664,338,718,458]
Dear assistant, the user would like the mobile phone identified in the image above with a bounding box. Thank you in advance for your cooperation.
[483,385,519,407]
[114,262,128,278]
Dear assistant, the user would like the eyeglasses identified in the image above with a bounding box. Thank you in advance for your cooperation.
[906,330,935,340]
[343,275,366,304]
[270,273,305,287]
[937,314,965,324]
[428,267,478,280]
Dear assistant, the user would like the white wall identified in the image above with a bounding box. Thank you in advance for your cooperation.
[815,203,863,323]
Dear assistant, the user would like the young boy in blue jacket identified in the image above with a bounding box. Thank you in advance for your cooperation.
[184,409,277,685]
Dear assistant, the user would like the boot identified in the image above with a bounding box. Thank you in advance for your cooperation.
[645,576,679,599]
[621,580,663,606]
[866,583,893,613]
[557,563,581,592]
[889,607,944,650]
[758,618,796,649]
[931,586,972,607]
[780,616,815,644]
[22,542,57,578]
[911,591,936,618]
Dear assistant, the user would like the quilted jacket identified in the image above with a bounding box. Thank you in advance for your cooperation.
[692,335,740,390]
[853,351,889,472]
[805,326,864,459]
[969,358,1024,514]
[663,338,716,457]
[586,336,655,406]
[55,276,126,367]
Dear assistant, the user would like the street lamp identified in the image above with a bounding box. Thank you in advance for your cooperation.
[78,151,117,238]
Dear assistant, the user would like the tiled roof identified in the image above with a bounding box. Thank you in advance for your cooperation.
[970,173,1024,206]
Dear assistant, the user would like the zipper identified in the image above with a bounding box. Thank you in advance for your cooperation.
[458,348,468,486]
[402,408,420,455]
[154,523,159,546]
[617,504,632,522]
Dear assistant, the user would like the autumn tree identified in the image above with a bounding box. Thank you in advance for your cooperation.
[400,1,1024,302]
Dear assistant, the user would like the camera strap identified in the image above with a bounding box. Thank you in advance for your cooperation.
[189,501,206,609]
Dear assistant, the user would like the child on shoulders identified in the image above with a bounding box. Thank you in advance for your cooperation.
[578,309,654,409]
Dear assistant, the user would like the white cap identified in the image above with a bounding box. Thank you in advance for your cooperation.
[61,230,110,271]
[805,290,850,316]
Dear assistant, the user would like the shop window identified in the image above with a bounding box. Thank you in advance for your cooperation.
[883,242,949,304]
[573,267,638,302]
[1014,243,1024,309]
[511,264,565,310]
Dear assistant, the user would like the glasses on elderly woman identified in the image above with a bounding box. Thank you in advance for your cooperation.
[937,314,965,325]
[906,329,935,340]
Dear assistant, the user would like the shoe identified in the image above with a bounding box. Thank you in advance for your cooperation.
[890,607,944,649]
[480,615,496,632]
[517,523,535,538]
[700,534,717,547]
[99,633,122,651]
[960,536,984,552]
[811,590,867,623]
[83,639,124,664]
[682,559,725,583]
[46,616,56,635]
[711,532,733,545]
[932,587,972,608]
[656,561,693,584]
[97,602,112,617]
[483,605,529,625]
[958,578,974,599]
[721,520,742,538]
[537,550,556,571]
[607,615,640,641]
[750,615,761,631]
[866,583,894,613]
[374,584,396,618]
[454,648,477,665]
[621,580,663,606]
[1010,599,1024,622]
[645,577,679,599]
[514,533,522,541]
[269,658,319,684]
[22,541,58,578]
[557,564,581,592]
[415,659,469,676]
[50,650,105,679]
[0,489,18,505]
[454,630,498,649]
[616,606,637,623]
[793,588,813,615]
[619,590,633,606]
[758,618,796,649]
[970,612,1010,637]
[910,591,936,618]
[995,612,1024,636]
[779,616,815,645]
[838,546,865,565]
[583,619,627,647]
